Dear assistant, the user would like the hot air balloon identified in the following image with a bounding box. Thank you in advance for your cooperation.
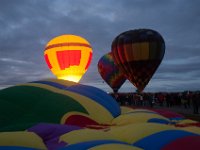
[98,52,126,93]
[44,34,93,83]
[111,29,165,92]
[1,79,200,149]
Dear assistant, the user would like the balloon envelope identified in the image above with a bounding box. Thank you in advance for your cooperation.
[111,29,165,92]
[44,34,92,83]
[98,52,126,93]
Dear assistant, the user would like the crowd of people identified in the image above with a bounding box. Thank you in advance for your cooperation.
[110,91,200,114]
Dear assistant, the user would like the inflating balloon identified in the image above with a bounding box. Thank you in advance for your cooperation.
[111,29,165,92]
[44,34,93,83]
[98,52,126,93]
[0,79,200,149]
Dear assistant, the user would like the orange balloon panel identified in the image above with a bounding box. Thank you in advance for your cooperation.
[44,35,93,82]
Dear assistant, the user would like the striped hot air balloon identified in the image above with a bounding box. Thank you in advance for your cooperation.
[44,34,92,83]
[111,29,165,92]
[98,52,126,93]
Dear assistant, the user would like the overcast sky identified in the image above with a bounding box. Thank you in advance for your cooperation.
[0,0,200,92]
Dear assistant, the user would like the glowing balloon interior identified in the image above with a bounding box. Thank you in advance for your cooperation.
[44,35,93,82]
[111,29,165,92]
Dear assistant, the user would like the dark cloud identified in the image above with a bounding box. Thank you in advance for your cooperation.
[0,0,200,92]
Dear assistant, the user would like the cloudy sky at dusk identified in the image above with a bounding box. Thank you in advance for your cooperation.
[0,0,200,92]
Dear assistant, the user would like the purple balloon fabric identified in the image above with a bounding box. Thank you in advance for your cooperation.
[28,123,82,150]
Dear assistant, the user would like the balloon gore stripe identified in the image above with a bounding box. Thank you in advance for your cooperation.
[45,42,92,50]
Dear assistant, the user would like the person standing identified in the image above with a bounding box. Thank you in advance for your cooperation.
[192,93,199,114]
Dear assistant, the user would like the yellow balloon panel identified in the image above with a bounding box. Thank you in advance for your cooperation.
[109,123,174,144]
[112,113,170,126]
[0,131,47,149]
[60,129,114,145]
[125,42,149,61]
[44,34,93,82]
[179,127,200,135]
[89,144,143,150]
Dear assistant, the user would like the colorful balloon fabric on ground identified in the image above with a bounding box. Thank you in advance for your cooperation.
[44,35,93,83]
[98,52,126,93]
[0,79,200,150]
[0,79,119,131]
[111,29,165,92]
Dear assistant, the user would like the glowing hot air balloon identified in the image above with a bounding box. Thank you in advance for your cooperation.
[111,29,165,92]
[98,52,126,93]
[44,35,92,83]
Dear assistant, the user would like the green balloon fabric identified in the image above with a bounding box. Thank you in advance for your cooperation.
[0,85,87,131]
